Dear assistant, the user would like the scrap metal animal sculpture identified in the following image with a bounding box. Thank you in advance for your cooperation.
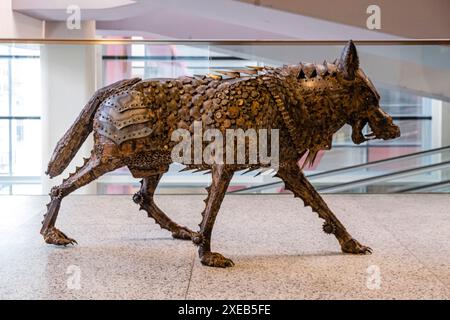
[42,41,400,267]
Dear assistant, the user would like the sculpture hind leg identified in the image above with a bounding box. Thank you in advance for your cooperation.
[276,161,372,254]
[132,174,197,240]
[197,165,235,268]
[41,155,123,245]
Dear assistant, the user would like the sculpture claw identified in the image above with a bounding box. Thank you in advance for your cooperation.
[341,238,372,255]
[43,227,78,246]
[200,252,235,268]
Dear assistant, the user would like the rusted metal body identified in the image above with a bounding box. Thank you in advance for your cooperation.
[42,41,400,267]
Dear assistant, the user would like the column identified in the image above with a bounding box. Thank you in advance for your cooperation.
[41,21,98,194]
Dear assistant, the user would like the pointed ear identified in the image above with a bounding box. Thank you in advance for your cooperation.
[338,40,359,80]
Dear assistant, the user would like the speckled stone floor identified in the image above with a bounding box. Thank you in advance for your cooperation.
[0,194,449,299]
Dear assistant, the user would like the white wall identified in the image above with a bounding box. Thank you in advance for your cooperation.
[41,21,98,194]
[0,0,42,38]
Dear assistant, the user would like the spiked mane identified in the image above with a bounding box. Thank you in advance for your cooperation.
[207,62,341,82]
[297,61,338,80]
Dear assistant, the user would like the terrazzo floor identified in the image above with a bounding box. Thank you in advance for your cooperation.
[0,194,449,299]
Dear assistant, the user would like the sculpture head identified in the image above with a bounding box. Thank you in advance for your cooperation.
[337,40,400,144]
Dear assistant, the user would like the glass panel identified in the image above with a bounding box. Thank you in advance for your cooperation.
[379,87,432,117]
[364,165,450,194]
[97,41,450,194]
[314,146,367,171]
[11,57,41,117]
[0,59,9,117]
[103,44,260,83]
[11,119,41,176]
[0,40,449,194]
[0,119,9,174]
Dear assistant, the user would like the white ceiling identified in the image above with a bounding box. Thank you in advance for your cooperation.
[12,0,401,40]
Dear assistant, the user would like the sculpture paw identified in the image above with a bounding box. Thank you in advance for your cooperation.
[43,227,77,246]
[200,252,235,268]
[341,238,372,255]
[172,226,196,240]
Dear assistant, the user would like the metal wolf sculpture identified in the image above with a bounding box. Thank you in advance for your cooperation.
[42,41,400,267]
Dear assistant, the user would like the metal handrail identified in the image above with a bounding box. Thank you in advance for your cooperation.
[229,145,450,193]
[0,39,449,45]
[396,179,450,193]
[319,161,450,193]
[0,176,41,185]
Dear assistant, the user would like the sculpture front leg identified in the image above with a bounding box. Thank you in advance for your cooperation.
[41,155,123,246]
[197,165,235,267]
[276,161,372,254]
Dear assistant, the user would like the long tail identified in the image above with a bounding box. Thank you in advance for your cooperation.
[46,77,141,178]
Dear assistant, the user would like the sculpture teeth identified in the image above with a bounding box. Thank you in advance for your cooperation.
[365,132,376,139]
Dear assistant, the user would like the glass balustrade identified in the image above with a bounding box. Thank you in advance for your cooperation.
[0,40,449,194]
